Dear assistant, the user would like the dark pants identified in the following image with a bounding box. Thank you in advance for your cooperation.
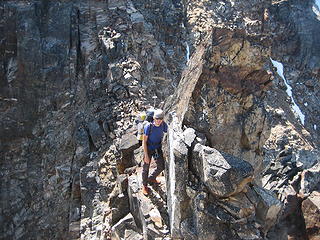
[142,148,164,186]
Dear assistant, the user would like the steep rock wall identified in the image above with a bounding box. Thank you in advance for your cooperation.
[0,0,185,239]
[0,0,319,239]
[165,0,320,239]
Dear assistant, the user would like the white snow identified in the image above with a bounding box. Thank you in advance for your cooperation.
[314,125,317,130]
[186,42,190,61]
[304,102,308,106]
[270,58,305,125]
[181,22,191,61]
[312,0,320,18]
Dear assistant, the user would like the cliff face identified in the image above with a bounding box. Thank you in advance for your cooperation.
[0,0,319,240]
[0,1,184,239]
[165,0,320,239]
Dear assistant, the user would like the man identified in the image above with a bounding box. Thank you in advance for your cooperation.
[142,109,168,195]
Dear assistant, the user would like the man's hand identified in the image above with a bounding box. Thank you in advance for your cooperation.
[144,155,151,164]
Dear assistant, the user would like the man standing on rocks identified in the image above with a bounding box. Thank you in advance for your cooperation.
[142,109,168,195]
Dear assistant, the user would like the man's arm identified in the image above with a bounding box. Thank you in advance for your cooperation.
[143,134,150,164]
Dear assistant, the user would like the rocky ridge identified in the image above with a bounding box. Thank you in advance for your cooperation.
[0,0,319,240]
[1,0,184,239]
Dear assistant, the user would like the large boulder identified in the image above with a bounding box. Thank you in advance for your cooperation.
[87,121,107,150]
[192,143,254,197]
[111,213,142,240]
[250,185,282,234]
[292,150,320,170]
[109,174,130,225]
[301,191,320,240]
[300,163,320,196]
[117,133,140,173]
[166,114,190,238]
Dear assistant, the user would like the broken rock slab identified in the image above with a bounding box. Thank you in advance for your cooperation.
[300,163,320,196]
[117,133,140,173]
[292,149,319,170]
[302,191,320,240]
[192,143,254,197]
[250,185,282,234]
[111,213,142,240]
[109,175,130,225]
[88,121,106,150]
[127,167,168,239]
[166,118,189,238]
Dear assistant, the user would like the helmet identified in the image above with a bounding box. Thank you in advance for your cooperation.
[154,109,164,119]
[139,112,146,121]
[146,108,155,122]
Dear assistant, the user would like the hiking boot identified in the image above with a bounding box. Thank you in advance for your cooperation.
[142,185,149,195]
[148,178,161,184]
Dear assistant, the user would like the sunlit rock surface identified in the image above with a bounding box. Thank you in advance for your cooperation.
[1,0,319,239]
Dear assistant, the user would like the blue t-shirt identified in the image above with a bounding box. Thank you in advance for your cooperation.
[144,122,168,150]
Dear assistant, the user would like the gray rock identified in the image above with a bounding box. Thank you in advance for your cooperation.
[124,229,143,240]
[192,143,254,197]
[80,161,99,217]
[300,164,320,196]
[109,192,130,225]
[183,127,196,147]
[216,192,255,220]
[192,192,236,240]
[127,167,168,239]
[118,133,138,153]
[292,150,320,170]
[252,185,282,234]
[166,117,189,238]
[74,127,90,165]
[112,85,129,99]
[88,121,106,149]
[130,12,145,32]
[127,172,147,235]
[301,191,320,240]
[118,134,140,173]
[180,218,197,240]
[111,213,141,240]
[108,0,126,10]
[133,147,144,166]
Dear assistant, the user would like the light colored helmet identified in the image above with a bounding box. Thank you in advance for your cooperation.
[154,109,164,119]
[139,112,146,121]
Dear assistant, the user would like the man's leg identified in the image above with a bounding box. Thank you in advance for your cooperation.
[142,150,153,194]
[149,148,164,181]
[142,162,150,187]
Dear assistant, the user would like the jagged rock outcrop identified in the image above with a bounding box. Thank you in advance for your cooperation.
[301,191,320,240]
[166,115,282,239]
[163,0,320,238]
[192,143,254,197]
[0,0,184,239]
[1,0,320,239]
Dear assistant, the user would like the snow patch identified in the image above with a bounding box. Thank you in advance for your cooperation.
[181,22,190,61]
[315,0,320,10]
[186,42,190,61]
[304,102,308,106]
[313,0,320,19]
[270,58,305,125]
[314,125,317,130]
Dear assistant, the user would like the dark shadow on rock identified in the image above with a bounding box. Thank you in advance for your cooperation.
[147,188,170,229]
